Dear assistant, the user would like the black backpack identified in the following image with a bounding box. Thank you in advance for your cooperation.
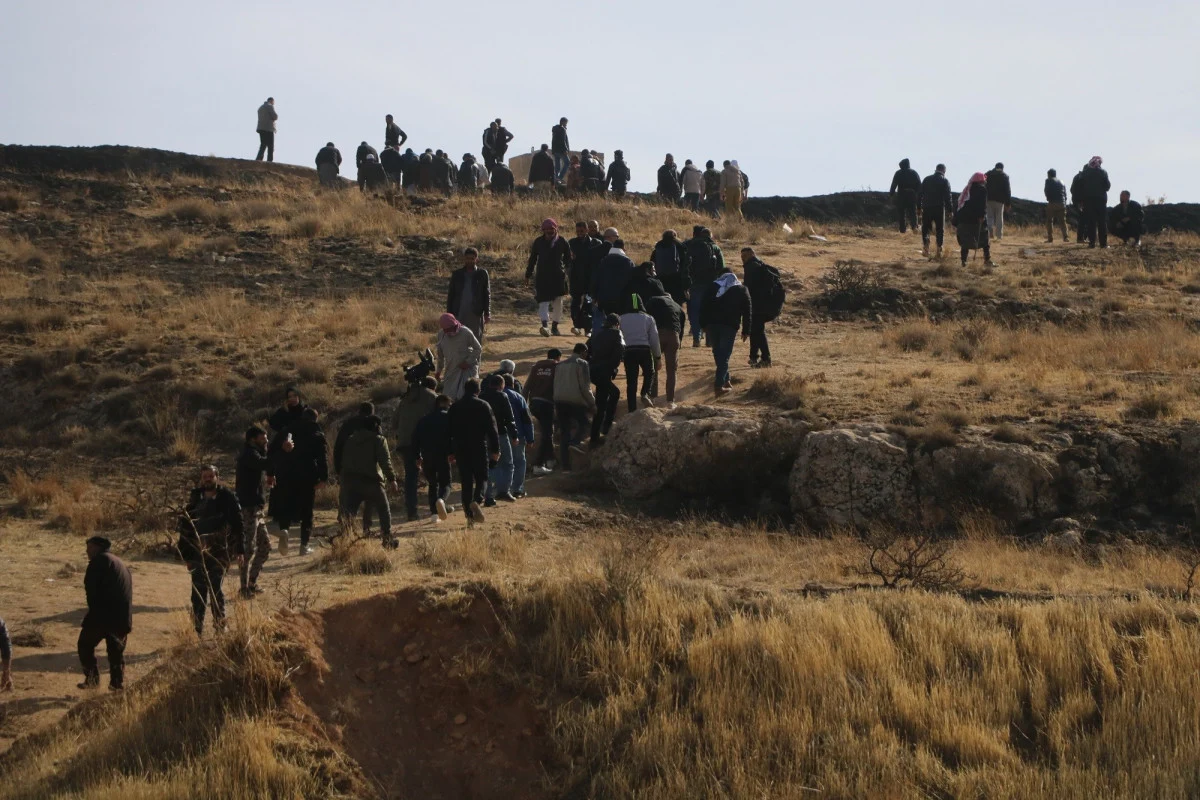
[458,163,475,189]
[688,239,717,283]
[759,263,786,322]
[653,242,681,277]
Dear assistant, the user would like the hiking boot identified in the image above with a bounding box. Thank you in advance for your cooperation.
[498,493,517,503]
[299,545,313,556]
[436,499,449,521]
[484,497,497,508]
[539,324,550,337]
[470,501,485,523]
[984,259,997,267]
[751,360,772,369]
[551,322,561,336]
[240,587,256,599]
[250,584,264,595]
[532,465,553,475]
[277,530,289,556]
[77,675,100,690]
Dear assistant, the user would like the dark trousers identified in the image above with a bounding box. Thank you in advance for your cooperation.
[687,287,705,342]
[624,347,655,411]
[340,477,392,540]
[660,274,688,306]
[749,317,771,363]
[483,151,497,174]
[457,454,488,511]
[256,131,274,162]
[709,323,737,390]
[705,195,722,219]
[1082,200,1108,247]
[423,458,452,513]
[530,399,555,466]
[78,625,127,687]
[555,403,590,469]
[398,446,420,517]
[570,293,591,330]
[896,191,918,232]
[188,559,226,634]
[684,192,701,211]
[921,212,945,248]
[591,374,620,441]
[273,481,316,547]
[1111,219,1144,244]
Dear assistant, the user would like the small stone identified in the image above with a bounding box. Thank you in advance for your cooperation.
[406,653,422,664]
[484,742,494,753]
[403,642,420,654]
[451,730,464,740]
[522,728,533,737]
[454,713,467,725]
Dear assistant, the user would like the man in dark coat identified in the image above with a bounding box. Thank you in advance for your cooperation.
[490,161,515,194]
[920,164,955,258]
[984,162,1012,240]
[400,148,421,192]
[432,150,455,194]
[446,247,492,341]
[1109,190,1145,247]
[525,218,572,337]
[624,262,667,311]
[412,394,454,521]
[589,239,636,331]
[268,386,306,437]
[356,141,379,169]
[684,227,726,347]
[235,425,274,597]
[953,172,992,267]
[650,229,691,305]
[268,407,328,555]
[657,154,682,205]
[79,536,132,690]
[380,145,405,188]
[551,118,570,184]
[447,378,500,526]
[1077,156,1112,248]
[529,144,556,190]
[580,150,605,193]
[699,269,752,396]
[569,222,605,335]
[587,314,626,444]
[178,466,243,636]
[740,247,775,368]
[384,114,408,150]
[358,153,389,194]
[889,158,922,233]
[315,143,343,187]
[1044,168,1070,243]
[605,150,631,198]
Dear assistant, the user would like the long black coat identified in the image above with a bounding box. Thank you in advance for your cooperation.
[83,552,133,634]
[447,396,499,463]
[267,419,328,521]
[525,235,571,302]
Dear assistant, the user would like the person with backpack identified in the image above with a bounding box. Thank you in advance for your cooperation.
[920,164,955,258]
[569,221,605,335]
[645,291,684,407]
[889,158,922,233]
[741,247,784,368]
[657,154,682,205]
[680,160,704,211]
[699,268,752,396]
[684,226,726,347]
[650,230,691,307]
[605,150,631,198]
[619,294,662,411]
[624,262,667,311]
[702,160,722,218]
[525,218,573,337]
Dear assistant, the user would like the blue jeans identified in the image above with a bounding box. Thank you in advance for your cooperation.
[486,437,514,499]
[511,439,528,494]
[708,323,737,390]
[687,289,705,342]
[553,152,569,182]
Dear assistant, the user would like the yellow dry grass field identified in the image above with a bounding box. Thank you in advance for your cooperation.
[2,153,1200,798]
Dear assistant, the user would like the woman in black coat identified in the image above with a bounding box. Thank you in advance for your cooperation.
[267,407,328,555]
[524,218,572,337]
[953,172,993,267]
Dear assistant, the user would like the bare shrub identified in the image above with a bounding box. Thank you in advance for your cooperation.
[287,215,323,239]
[857,529,970,590]
[6,470,60,515]
[822,261,885,294]
[292,357,331,384]
[746,372,809,410]
[315,537,394,576]
[0,191,25,212]
[887,321,934,352]
[157,198,217,224]
[951,320,991,361]
[993,423,1036,445]
[273,574,321,612]
[10,625,47,648]
[1125,392,1174,420]
[600,527,669,603]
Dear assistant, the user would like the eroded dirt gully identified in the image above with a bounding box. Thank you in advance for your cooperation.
[293,589,553,800]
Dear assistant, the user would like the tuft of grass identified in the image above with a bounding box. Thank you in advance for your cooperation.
[1124,391,1175,420]
[746,372,809,410]
[993,423,1036,445]
[286,215,323,239]
[886,320,935,352]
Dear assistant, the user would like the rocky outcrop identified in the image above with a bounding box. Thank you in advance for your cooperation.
[918,442,1058,523]
[789,426,916,527]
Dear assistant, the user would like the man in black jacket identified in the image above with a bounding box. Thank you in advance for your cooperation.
[569,222,605,335]
[79,536,132,690]
[400,148,421,193]
[1109,190,1145,247]
[605,150,630,198]
[384,114,408,150]
[490,161,515,194]
[481,374,519,507]
[685,227,726,347]
[657,155,682,205]
[356,141,379,169]
[551,118,570,184]
[700,270,752,396]
[315,143,343,187]
[413,395,454,522]
[268,407,328,556]
[889,159,922,233]
[268,386,307,437]
[380,145,405,189]
[1077,156,1112,248]
[235,425,274,597]
[1044,169,1070,243]
[179,466,243,636]
[588,314,626,444]
[448,378,499,525]
[446,247,492,341]
[920,164,955,258]
[650,230,691,306]
[984,162,1012,240]
[740,248,774,368]
[529,144,556,191]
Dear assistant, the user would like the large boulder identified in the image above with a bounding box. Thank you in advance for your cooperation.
[600,406,761,498]
[790,425,917,527]
[918,442,1059,522]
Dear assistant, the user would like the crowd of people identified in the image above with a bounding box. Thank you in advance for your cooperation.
[888,156,1143,265]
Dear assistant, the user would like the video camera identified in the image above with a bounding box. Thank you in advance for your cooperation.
[403,348,436,391]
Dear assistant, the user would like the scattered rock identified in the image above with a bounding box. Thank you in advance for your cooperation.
[454,713,467,725]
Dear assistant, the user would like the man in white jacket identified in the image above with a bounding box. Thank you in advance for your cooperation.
[619,295,661,411]
[681,160,704,212]
[256,98,277,162]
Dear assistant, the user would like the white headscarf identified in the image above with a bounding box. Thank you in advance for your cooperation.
[714,272,741,298]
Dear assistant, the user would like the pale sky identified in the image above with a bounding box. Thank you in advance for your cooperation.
[3,0,1198,202]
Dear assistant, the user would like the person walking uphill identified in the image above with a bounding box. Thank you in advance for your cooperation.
[741,247,783,368]
[413,394,454,522]
[953,172,994,267]
[448,379,499,526]
[569,222,605,335]
[78,536,132,690]
[590,238,636,332]
[984,163,1012,240]
[721,160,745,219]
[481,374,519,506]
[256,98,277,162]
[553,343,596,469]
[235,425,274,598]
[651,229,691,307]
[920,164,955,258]
[179,466,243,636]
[889,159,921,233]
[394,378,437,522]
[523,349,560,472]
[268,407,328,556]
[526,219,572,337]
[1044,169,1070,243]
[1077,156,1112,249]
[339,416,400,547]
[620,295,661,411]
[700,269,752,397]
[685,227,726,346]
[446,247,492,342]
[435,313,482,401]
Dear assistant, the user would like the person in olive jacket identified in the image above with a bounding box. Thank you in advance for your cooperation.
[79,536,133,690]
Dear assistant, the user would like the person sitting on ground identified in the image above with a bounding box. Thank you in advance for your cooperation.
[605,150,631,198]
[699,268,752,397]
[525,218,572,337]
[412,394,454,522]
[339,415,399,547]
[78,536,132,691]
[645,291,684,408]
[523,349,560,474]
[315,142,342,187]
[435,313,482,401]
[553,343,596,470]
[179,466,243,636]
[481,374,519,507]
[1109,190,1145,247]
[503,373,534,498]
[448,378,500,526]
[394,378,438,522]
[235,425,274,598]
[953,172,993,268]
[619,294,662,412]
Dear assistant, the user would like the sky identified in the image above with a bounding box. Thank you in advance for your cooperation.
[2,0,1198,202]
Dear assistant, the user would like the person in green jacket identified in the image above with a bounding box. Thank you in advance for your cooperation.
[339,416,399,548]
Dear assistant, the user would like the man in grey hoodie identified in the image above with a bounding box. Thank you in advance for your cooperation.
[680,160,704,212]
[256,98,277,162]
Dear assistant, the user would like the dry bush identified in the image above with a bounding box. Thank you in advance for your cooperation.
[291,357,331,384]
[1,305,69,334]
[0,190,26,212]
[0,236,57,268]
[6,469,61,515]
[156,198,222,224]
[992,423,1036,445]
[822,260,886,294]
[315,536,394,575]
[167,426,202,463]
[286,215,322,239]
[140,229,190,256]
[234,199,282,223]
[745,371,810,411]
[599,527,669,603]
[206,235,238,254]
[1125,391,1175,420]
[10,625,48,648]
[857,529,971,590]
[886,320,936,352]
[410,527,527,572]
[48,480,120,534]
[951,320,992,361]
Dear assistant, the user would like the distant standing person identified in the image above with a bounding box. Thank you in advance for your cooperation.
[657,154,682,205]
[1077,156,1112,249]
[740,247,780,368]
[380,145,405,189]
[384,114,408,150]
[179,466,243,636]
[315,142,342,187]
[984,162,1012,240]
[448,378,499,526]
[702,160,723,218]
[1109,190,1145,247]
[78,536,132,690]
[1044,169,1070,243]
[699,267,752,397]
[435,313,482,400]
[684,227,726,347]
[394,378,438,522]
[235,425,274,597]
[889,159,921,234]
[721,160,744,219]
[446,247,492,341]
[680,160,704,211]
[412,394,454,522]
[268,407,328,556]
[256,98,277,162]
[953,172,994,267]
[551,118,570,184]
[525,219,572,337]
[339,415,400,547]
[529,144,556,192]
[920,164,955,258]
[523,349,560,473]
[552,343,596,470]
[605,149,631,198]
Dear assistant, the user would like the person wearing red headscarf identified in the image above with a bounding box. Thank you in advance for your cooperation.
[953,173,994,268]
[525,219,573,337]
[435,312,481,400]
